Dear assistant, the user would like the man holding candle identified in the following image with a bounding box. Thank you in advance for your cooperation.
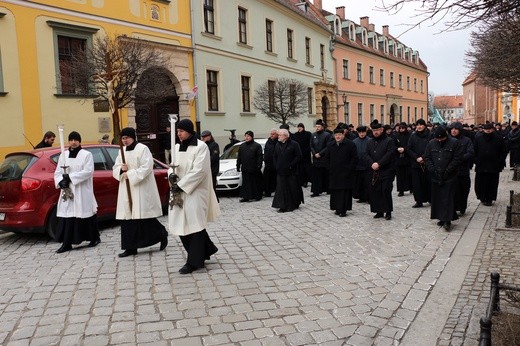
[54,131,100,253]
[168,119,220,274]
[113,127,168,257]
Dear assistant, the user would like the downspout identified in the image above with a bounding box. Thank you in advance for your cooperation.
[190,0,200,135]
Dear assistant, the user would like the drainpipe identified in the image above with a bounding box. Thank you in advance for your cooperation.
[190,0,200,135]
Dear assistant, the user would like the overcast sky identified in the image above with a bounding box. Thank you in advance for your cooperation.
[321,0,473,96]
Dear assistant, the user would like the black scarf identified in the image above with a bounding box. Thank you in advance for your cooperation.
[68,145,82,158]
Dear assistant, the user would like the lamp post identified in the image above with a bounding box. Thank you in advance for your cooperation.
[342,93,348,125]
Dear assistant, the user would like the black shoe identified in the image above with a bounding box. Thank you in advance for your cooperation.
[277,209,287,213]
[459,209,466,216]
[179,264,197,274]
[118,249,137,258]
[357,199,366,203]
[206,246,218,260]
[87,239,101,248]
[56,244,72,254]
[437,221,445,226]
[334,210,340,215]
[310,193,320,197]
[443,222,451,231]
[412,203,423,208]
[385,212,392,220]
[339,212,347,217]
[264,193,271,197]
[374,213,384,219]
[160,236,168,251]
[239,198,250,203]
[398,192,404,197]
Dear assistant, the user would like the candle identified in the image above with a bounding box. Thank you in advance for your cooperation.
[57,125,65,156]
[169,114,178,166]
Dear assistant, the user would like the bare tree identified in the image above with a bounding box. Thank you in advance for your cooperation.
[379,0,520,32]
[466,13,520,93]
[66,34,171,141]
[253,78,308,126]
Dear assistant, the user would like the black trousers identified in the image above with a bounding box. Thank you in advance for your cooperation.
[180,229,218,268]
[311,166,328,194]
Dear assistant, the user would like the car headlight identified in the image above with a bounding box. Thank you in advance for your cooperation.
[221,168,238,177]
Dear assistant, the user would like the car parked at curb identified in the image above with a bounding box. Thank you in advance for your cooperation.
[216,138,267,191]
[0,145,169,239]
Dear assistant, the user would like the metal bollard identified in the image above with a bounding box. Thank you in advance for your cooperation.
[506,206,512,228]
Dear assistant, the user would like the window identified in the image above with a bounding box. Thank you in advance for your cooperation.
[369,66,374,84]
[203,0,215,34]
[268,80,275,113]
[420,80,424,93]
[342,59,349,79]
[399,106,403,122]
[414,78,417,92]
[380,105,385,123]
[406,76,410,91]
[379,69,385,86]
[287,29,293,59]
[344,102,350,125]
[357,63,363,82]
[207,70,219,111]
[305,37,311,64]
[357,103,363,125]
[370,104,375,121]
[398,74,403,89]
[49,21,98,95]
[414,107,418,122]
[265,20,273,52]
[307,87,313,114]
[407,106,411,123]
[238,7,247,44]
[320,44,325,69]
[241,76,251,112]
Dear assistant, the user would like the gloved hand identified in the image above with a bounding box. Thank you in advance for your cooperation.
[172,185,183,193]
[62,174,71,183]
[58,179,70,189]
[236,167,241,172]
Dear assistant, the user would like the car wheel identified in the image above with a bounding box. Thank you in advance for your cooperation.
[46,207,59,241]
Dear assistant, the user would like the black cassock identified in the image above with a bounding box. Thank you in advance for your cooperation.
[366,135,396,213]
[237,140,263,200]
[407,129,432,204]
[272,139,303,211]
[121,218,168,250]
[326,139,358,214]
[474,132,507,203]
[394,131,412,193]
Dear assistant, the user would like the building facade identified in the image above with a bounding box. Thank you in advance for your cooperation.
[433,95,464,123]
[191,0,335,143]
[0,0,194,160]
[462,72,498,125]
[319,3,429,127]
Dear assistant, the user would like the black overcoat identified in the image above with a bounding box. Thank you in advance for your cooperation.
[474,132,507,173]
[310,130,331,168]
[263,138,277,171]
[326,140,358,190]
[424,137,463,183]
[406,129,431,169]
[366,135,395,179]
[273,139,301,175]
[237,141,263,173]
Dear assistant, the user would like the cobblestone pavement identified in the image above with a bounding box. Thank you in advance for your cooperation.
[0,169,511,345]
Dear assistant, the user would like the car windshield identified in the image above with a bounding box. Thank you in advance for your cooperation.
[220,145,241,160]
[0,154,35,181]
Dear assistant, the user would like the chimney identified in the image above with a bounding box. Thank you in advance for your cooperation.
[360,16,370,29]
[336,6,345,20]
[313,0,322,10]
[382,25,389,36]
[369,23,375,32]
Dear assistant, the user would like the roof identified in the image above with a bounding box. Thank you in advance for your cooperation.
[433,95,464,109]
[274,0,333,34]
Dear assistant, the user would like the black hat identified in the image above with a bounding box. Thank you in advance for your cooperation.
[120,127,136,140]
[279,124,290,130]
[512,121,518,126]
[68,131,81,142]
[245,130,254,138]
[356,125,367,132]
[297,123,305,129]
[482,123,493,130]
[201,130,212,137]
[333,128,344,134]
[416,119,426,126]
[384,124,392,131]
[371,123,382,130]
[449,122,463,130]
[316,119,325,126]
[434,127,448,138]
[177,119,195,134]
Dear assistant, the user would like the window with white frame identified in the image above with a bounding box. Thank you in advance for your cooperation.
[266,19,273,52]
[390,72,394,88]
[357,103,363,125]
[320,44,325,69]
[406,76,410,91]
[307,87,313,114]
[344,101,350,125]
[369,66,374,84]
[398,74,403,89]
[370,104,375,121]
[287,29,294,59]
[204,0,215,34]
[414,78,417,92]
[241,75,251,112]
[379,68,385,86]
[420,80,424,93]
[207,70,219,111]
[238,7,247,44]
[380,105,385,123]
[305,37,311,64]
[357,63,363,82]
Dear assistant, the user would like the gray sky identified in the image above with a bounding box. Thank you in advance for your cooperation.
[321,0,472,96]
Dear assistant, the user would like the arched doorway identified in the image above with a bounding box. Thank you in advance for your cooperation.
[135,68,179,162]
[321,95,332,127]
[389,104,397,125]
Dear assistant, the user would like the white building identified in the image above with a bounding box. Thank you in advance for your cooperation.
[191,0,335,143]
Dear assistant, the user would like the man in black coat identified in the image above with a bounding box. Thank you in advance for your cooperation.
[406,119,432,208]
[507,121,520,169]
[352,126,371,203]
[34,131,56,149]
[272,129,304,213]
[262,129,278,197]
[366,123,395,220]
[449,122,474,215]
[237,130,263,202]
[424,126,463,231]
[326,128,358,217]
[394,122,412,196]
[292,123,312,187]
[201,130,220,195]
[310,119,331,197]
[474,123,507,206]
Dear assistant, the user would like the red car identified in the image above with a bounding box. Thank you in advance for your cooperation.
[0,145,170,239]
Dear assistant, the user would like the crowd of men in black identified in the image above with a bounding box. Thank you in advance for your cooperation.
[233,118,520,231]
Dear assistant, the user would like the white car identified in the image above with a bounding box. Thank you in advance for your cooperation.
[216,138,267,191]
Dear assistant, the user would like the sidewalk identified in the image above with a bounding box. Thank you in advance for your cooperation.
[402,169,520,345]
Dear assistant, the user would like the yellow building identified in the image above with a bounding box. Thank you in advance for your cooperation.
[0,0,194,161]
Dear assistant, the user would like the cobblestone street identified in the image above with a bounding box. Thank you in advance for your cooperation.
[0,170,518,345]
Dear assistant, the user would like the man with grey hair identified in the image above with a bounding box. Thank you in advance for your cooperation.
[272,129,303,212]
